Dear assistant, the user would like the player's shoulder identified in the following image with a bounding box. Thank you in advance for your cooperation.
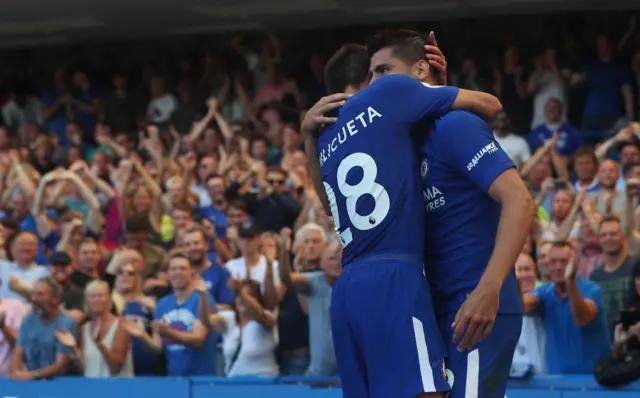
[431,110,490,137]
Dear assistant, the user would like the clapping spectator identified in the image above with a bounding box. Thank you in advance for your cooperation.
[10,277,77,380]
[209,277,279,377]
[56,280,132,377]
[122,252,216,376]
[493,112,530,168]
[523,241,611,373]
[530,98,581,158]
[280,226,340,376]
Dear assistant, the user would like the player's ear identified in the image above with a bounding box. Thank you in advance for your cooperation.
[412,60,430,82]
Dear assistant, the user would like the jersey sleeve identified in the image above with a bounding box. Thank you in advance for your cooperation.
[375,74,459,124]
[434,110,515,192]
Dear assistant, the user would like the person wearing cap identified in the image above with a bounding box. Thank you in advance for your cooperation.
[224,221,281,301]
[49,251,85,324]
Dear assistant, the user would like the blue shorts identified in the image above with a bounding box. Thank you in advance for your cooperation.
[438,313,522,398]
[331,254,450,398]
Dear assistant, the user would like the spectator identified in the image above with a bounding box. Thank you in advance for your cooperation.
[590,216,636,332]
[533,187,581,245]
[199,174,229,239]
[528,48,568,129]
[523,241,611,374]
[225,221,281,296]
[117,216,166,282]
[0,231,49,302]
[183,226,235,308]
[581,34,635,131]
[122,252,216,376]
[56,280,133,377]
[227,162,302,232]
[113,261,163,376]
[572,147,600,193]
[72,238,103,290]
[281,226,340,377]
[10,277,77,380]
[147,76,178,125]
[493,112,530,168]
[210,278,279,377]
[0,296,26,377]
[49,251,85,324]
[530,98,581,158]
[513,253,547,374]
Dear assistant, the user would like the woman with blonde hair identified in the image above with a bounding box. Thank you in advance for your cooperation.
[113,261,163,375]
[56,280,133,377]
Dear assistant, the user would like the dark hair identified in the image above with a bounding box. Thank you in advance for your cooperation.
[124,215,152,235]
[0,217,18,232]
[573,146,598,166]
[619,140,640,155]
[251,135,270,148]
[227,198,247,213]
[324,44,370,94]
[367,29,427,66]
[266,165,287,177]
[171,202,193,216]
[623,162,640,178]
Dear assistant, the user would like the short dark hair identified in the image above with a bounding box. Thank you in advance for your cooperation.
[124,215,152,235]
[551,240,573,251]
[367,29,427,66]
[227,198,248,213]
[324,44,370,94]
[623,162,640,178]
[573,146,598,166]
[619,140,640,155]
[169,250,192,266]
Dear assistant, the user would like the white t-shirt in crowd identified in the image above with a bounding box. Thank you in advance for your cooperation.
[530,71,567,129]
[147,94,178,123]
[225,255,281,291]
[0,261,50,302]
[513,314,547,375]
[220,310,279,378]
[494,133,531,168]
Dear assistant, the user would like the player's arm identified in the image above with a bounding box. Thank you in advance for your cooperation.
[301,94,350,216]
[451,89,503,123]
[382,75,501,127]
[304,135,331,215]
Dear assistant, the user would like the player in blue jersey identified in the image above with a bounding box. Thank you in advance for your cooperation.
[301,42,502,398]
[367,30,536,398]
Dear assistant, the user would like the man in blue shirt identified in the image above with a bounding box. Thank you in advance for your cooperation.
[11,277,77,380]
[303,39,502,398]
[366,29,535,398]
[529,97,582,158]
[523,241,611,373]
[123,252,217,376]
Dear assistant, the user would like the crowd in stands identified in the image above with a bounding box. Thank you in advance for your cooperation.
[0,12,640,381]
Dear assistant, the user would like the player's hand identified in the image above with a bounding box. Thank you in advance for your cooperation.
[452,281,499,351]
[301,93,350,138]
[424,31,447,85]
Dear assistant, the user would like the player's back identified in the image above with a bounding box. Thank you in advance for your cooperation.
[317,77,426,266]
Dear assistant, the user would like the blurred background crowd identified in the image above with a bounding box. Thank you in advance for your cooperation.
[0,5,640,382]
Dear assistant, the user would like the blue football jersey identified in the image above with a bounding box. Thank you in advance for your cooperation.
[317,74,459,265]
[420,110,522,314]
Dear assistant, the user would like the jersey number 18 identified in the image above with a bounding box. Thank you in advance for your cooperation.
[323,152,390,248]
